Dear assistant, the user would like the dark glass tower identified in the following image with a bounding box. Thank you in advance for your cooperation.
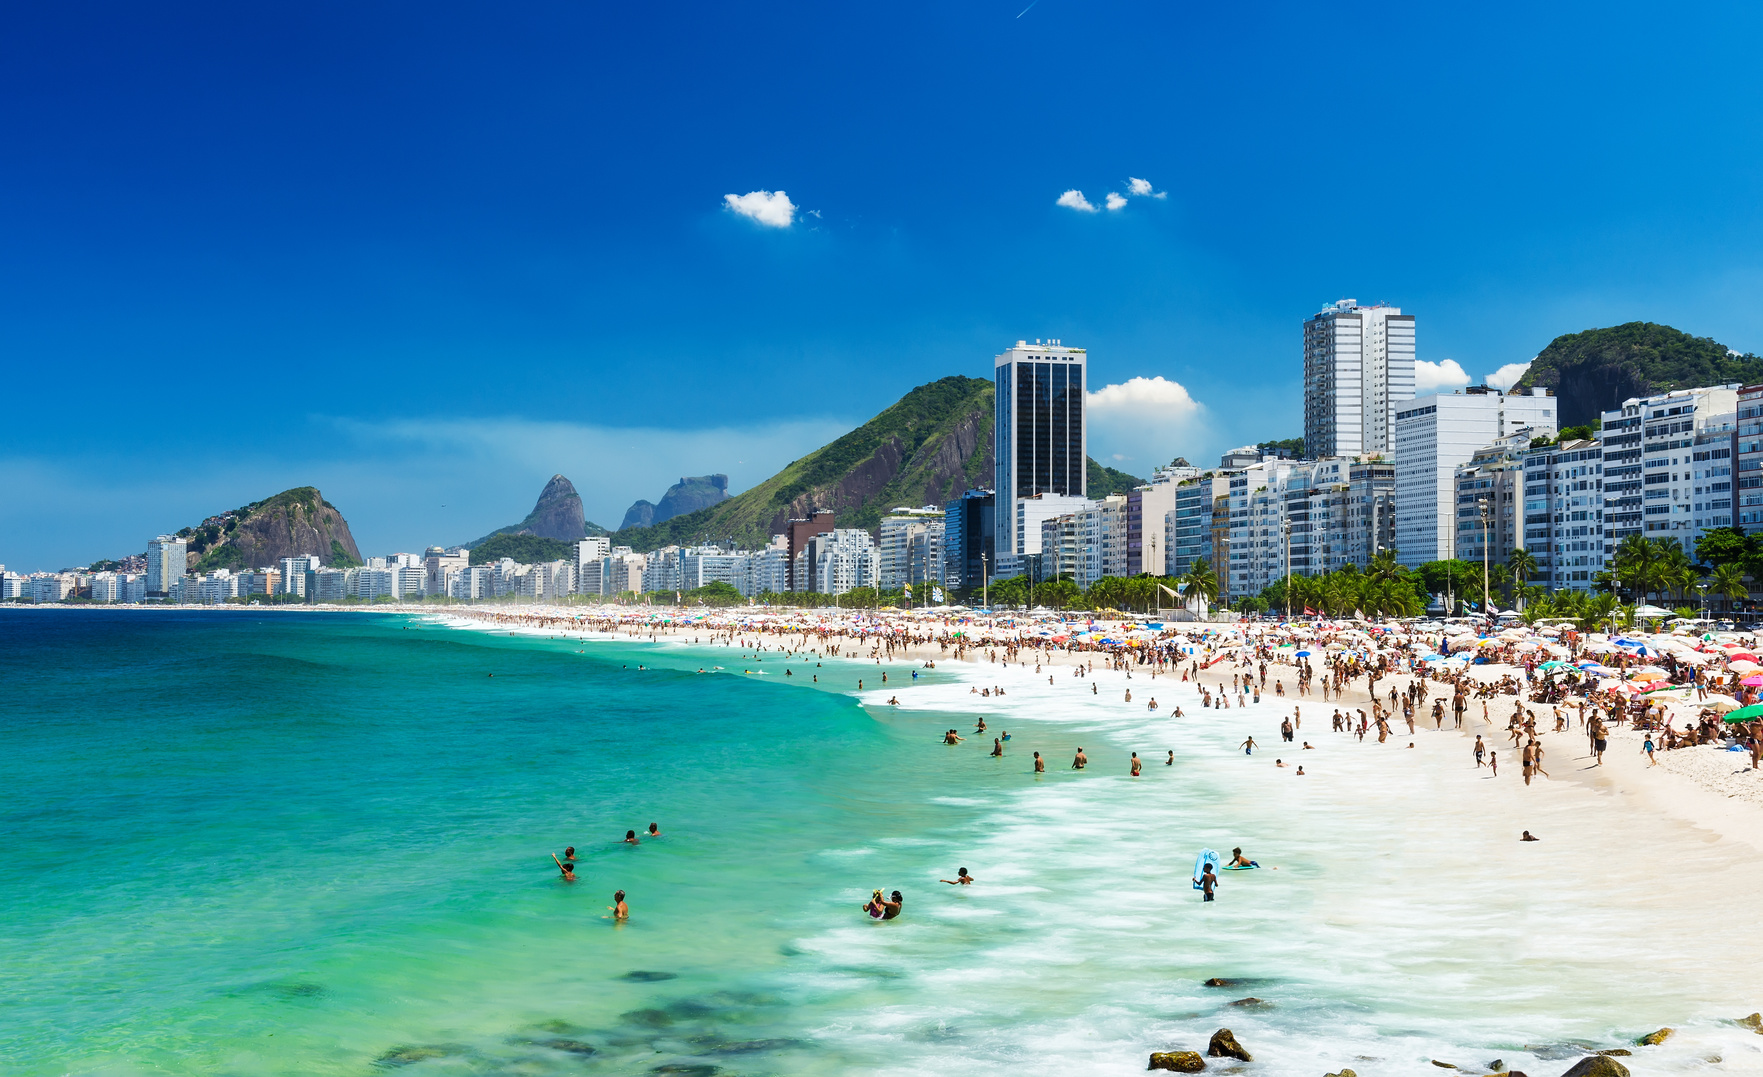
[994,341,1087,556]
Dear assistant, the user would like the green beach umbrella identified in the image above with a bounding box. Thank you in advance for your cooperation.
[1722,703,1763,722]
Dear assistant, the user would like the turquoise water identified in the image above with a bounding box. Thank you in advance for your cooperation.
[5,611,1763,1076]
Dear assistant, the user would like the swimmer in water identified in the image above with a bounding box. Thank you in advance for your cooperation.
[943,729,964,744]
[609,890,628,919]
[1166,750,1175,766]
[1521,830,1540,841]
[1227,847,1255,867]
[552,854,575,881]
[863,889,886,918]
[1071,747,1088,769]
[882,890,903,920]
[940,868,975,885]
[1033,751,1045,773]
[622,830,640,845]
[647,823,660,838]
[1130,752,1142,776]
[1241,736,1257,756]
[991,737,1003,757]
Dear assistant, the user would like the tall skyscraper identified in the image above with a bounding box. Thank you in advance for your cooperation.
[1303,300,1416,458]
[146,535,187,597]
[994,340,1086,558]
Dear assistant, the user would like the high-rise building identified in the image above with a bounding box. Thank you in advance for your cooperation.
[1522,436,1604,591]
[1452,432,1533,607]
[994,340,1087,559]
[1598,385,1738,555]
[941,490,995,591]
[146,535,187,597]
[1737,385,1763,529]
[1303,300,1416,459]
[1393,387,1557,567]
[878,506,945,588]
[785,511,836,591]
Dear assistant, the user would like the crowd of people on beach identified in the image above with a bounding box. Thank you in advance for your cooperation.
[470,603,1763,922]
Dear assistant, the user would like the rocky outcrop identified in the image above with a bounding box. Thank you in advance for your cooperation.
[190,487,362,572]
[474,474,598,546]
[1323,1070,1358,1077]
[1201,977,1234,987]
[1227,997,1270,1009]
[1148,1050,1205,1072]
[1635,1028,1673,1046]
[621,475,731,530]
[1737,1012,1762,1031]
[1512,322,1763,429]
[1206,1029,1251,1062]
[1560,1056,1629,1077]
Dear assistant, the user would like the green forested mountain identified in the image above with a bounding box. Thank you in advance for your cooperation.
[1086,459,1146,496]
[1513,323,1763,428]
[611,376,997,551]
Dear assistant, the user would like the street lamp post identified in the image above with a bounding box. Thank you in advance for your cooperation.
[1282,519,1292,622]
[1478,496,1491,619]
[981,551,988,609]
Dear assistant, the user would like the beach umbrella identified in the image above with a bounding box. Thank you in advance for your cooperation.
[1702,694,1741,712]
[1296,649,1312,657]
[1723,703,1763,722]
[1744,675,1763,688]
[1730,652,1759,662]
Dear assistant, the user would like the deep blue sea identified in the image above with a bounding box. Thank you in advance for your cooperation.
[4,611,1760,1077]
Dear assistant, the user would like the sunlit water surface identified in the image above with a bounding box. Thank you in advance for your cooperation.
[3,611,1760,1077]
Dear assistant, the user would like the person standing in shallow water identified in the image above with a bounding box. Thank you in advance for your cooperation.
[1034,751,1046,773]
[1200,862,1217,902]
[1071,747,1088,769]
[1130,752,1142,777]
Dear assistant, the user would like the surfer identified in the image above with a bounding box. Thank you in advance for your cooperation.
[1227,847,1256,868]
[1200,863,1217,902]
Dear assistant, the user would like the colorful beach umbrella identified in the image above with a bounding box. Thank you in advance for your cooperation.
[1722,703,1763,722]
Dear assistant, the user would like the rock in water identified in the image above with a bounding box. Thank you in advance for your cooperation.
[1202,977,1234,988]
[1635,1028,1673,1046]
[1147,1050,1205,1072]
[1324,1070,1358,1077]
[1560,1057,1630,1077]
[1431,1062,1458,1070]
[1206,1029,1251,1062]
[1737,1012,1762,1031]
[1227,997,1269,1009]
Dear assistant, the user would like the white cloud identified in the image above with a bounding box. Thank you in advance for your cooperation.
[1085,376,1207,468]
[1105,192,1127,211]
[1056,189,1097,213]
[1414,358,1472,394]
[723,190,797,228]
[1485,360,1533,391]
[1126,177,1167,199]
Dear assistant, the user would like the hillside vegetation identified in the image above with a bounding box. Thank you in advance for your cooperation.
[1514,322,1763,428]
[612,376,997,551]
[188,487,363,572]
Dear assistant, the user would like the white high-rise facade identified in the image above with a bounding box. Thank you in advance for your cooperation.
[995,340,1087,560]
[146,535,186,596]
[1303,300,1416,459]
[1393,387,1557,567]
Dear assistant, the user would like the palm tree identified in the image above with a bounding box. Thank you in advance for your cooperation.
[1709,562,1749,615]
[1613,534,1660,604]
[1179,558,1218,614]
[1507,548,1539,610]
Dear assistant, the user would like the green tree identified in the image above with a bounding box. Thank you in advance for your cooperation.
[1709,562,1749,613]
[1179,557,1218,610]
[1507,548,1539,609]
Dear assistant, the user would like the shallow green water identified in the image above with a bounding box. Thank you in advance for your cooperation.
[6,611,1762,1077]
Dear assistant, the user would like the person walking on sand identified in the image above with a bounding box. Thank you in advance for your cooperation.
[1489,750,1498,777]
[1474,735,1486,768]
[1643,734,1658,766]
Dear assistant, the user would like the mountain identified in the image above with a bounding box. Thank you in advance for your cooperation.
[1512,322,1763,428]
[620,474,730,530]
[188,487,363,572]
[470,474,608,547]
[611,375,997,551]
[607,375,1142,552]
[1087,459,1146,497]
[469,533,576,565]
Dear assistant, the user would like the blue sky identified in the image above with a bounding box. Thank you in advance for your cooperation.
[5,1,1763,569]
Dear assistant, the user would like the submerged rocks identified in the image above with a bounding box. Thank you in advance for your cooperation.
[1227,997,1271,1010]
[1148,1050,1206,1072]
[619,970,680,982]
[1207,1029,1252,1062]
[374,1045,456,1067]
[1635,1028,1673,1046]
[1431,1062,1458,1070]
[1323,1070,1358,1077]
[1560,1057,1630,1077]
[540,1039,597,1055]
[1203,977,1235,988]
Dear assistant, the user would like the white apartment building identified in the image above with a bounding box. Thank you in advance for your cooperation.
[351,567,397,600]
[1599,385,1737,555]
[1303,300,1416,458]
[994,340,1087,558]
[878,506,946,588]
[1226,458,1298,599]
[28,574,73,603]
[1452,432,1532,604]
[425,547,470,596]
[1523,437,1604,591]
[147,535,187,596]
[312,568,349,602]
[795,529,879,596]
[747,536,790,596]
[1170,474,1232,578]
[1126,479,1180,576]
[396,564,427,598]
[1393,387,1557,567]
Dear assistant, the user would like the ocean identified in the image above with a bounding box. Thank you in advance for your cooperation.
[3,610,1760,1076]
